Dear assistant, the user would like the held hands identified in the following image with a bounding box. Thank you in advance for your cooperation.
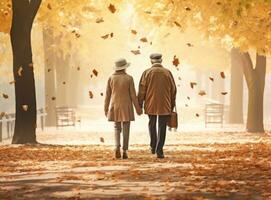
[104,110,108,117]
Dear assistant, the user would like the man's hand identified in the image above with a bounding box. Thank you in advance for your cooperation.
[137,108,143,116]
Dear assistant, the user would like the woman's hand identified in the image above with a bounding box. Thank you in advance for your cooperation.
[136,108,143,116]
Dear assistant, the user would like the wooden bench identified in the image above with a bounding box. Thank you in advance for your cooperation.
[55,107,77,129]
[205,103,224,128]
[0,108,47,142]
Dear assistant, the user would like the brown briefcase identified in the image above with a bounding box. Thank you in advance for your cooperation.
[167,108,178,129]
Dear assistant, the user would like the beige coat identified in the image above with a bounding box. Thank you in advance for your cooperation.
[104,71,141,122]
[138,63,177,115]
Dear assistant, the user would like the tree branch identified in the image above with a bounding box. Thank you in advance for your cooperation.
[29,0,42,26]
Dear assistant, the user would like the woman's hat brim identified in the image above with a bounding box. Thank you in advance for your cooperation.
[114,62,130,71]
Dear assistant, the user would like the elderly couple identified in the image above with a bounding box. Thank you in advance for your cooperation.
[104,53,177,159]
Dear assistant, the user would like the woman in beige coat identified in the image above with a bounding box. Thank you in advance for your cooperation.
[104,58,142,159]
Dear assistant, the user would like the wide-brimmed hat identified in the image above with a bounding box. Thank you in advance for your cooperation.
[150,53,162,63]
[114,58,130,71]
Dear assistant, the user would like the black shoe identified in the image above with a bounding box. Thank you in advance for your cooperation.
[115,149,121,159]
[122,151,128,159]
[157,150,165,159]
[150,148,156,154]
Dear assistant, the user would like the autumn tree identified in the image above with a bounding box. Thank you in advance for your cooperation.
[136,0,271,132]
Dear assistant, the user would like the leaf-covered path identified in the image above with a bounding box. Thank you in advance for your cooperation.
[0,131,271,200]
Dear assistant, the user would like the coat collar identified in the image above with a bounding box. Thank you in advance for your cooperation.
[113,70,126,75]
[152,63,163,68]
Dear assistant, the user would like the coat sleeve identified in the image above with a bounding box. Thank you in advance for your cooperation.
[130,77,141,113]
[169,71,177,110]
[104,77,112,114]
[138,71,147,108]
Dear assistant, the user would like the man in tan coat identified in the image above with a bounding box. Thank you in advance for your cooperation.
[138,53,177,158]
[105,58,142,159]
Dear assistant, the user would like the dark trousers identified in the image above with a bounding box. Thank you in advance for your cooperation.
[148,115,169,152]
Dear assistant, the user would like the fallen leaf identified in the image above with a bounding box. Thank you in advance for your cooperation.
[131,50,141,55]
[185,7,191,11]
[108,4,116,13]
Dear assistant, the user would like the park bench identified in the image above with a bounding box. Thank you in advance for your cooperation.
[0,108,47,142]
[55,107,78,129]
[205,103,224,128]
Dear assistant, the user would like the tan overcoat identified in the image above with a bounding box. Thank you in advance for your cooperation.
[104,71,141,122]
[138,63,177,115]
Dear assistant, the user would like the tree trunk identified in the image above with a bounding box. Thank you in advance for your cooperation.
[11,0,42,144]
[229,48,244,124]
[43,28,57,127]
[242,52,266,133]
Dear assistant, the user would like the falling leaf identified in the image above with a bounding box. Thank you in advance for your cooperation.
[0,112,5,118]
[89,91,94,99]
[110,32,114,38]
[198,90,207,96]
[196,113,200,117]
[131,30,137,35]
[100,93,104,96]
[77,67,80,71]
[100,137,105,143]
[52,97,56,101]
[9,80,15,85]
[209,77,214,82]
[221,92,228,95]
[164,33,171,38]
[18,67,23,77]
[172,55,180,67]
[185,104,189,107]
[28,63,33,68]
[185,7,191,11]
[140,37,148,43]
[108,4,116,13]
[2,93,9,99]
[174,21,182,28]
[220,72,226,79]
[101,34,109,39]
[92,69,98,77]
[62,81,66,85]
[75,33,81,38]
[178,77,181,81]
[96,17,104,23]
[145,10,152,14]
[47,3,52,10]
[48,69,52,72]
[190,82,197,89]
[131,50,141,55]
[187,96,190,100]
[187,43,193,47]
[22,105,28,111]
[90,75,93,78]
